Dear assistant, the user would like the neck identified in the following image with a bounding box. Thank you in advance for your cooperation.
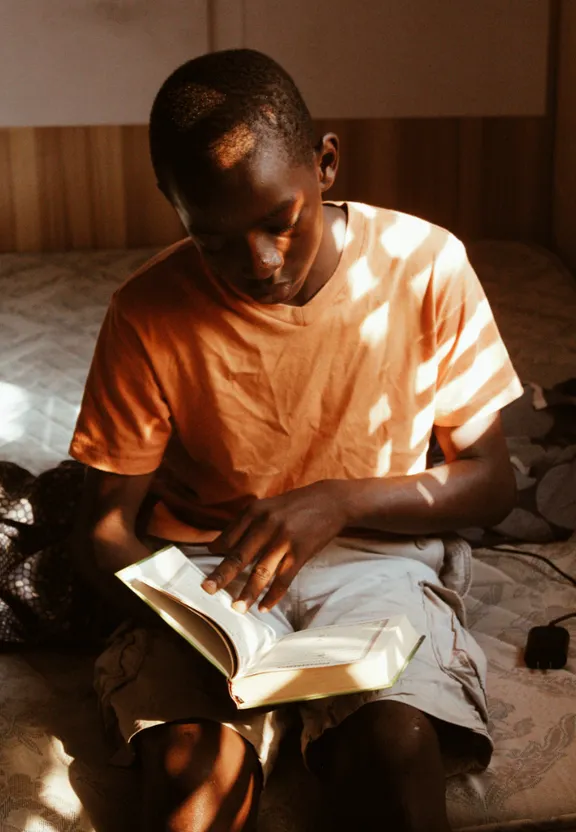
[291,203,347,306]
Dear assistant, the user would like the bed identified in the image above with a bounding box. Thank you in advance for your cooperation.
[0,241,575,832]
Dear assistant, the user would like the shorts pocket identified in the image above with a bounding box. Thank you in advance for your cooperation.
[420,580,489,721]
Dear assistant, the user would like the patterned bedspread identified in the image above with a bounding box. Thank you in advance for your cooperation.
[0,241,575,831]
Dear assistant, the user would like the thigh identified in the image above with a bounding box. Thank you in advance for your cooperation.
[94,621,290,781]
[297,546,493,776]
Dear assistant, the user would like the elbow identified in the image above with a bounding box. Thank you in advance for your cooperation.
[484,462,517,526]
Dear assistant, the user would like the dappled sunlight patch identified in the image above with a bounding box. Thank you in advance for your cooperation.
[376,440,392,476]
[447,298,494,364]
[209,122,257,170]
[368,394,391,435]
[1,733,85,832]
[354,204,378,220]
[406,449,429,475]
[0,382,30,442]
[380,213,431,260]
[410,403,436,450]
[436,334,457,365]
[331,210,349,251]
[440,341,508,405]
[414,355,438,396]
[409,266,432,299]
[454,381,523,425]
[360,302,389,347]
[39,737,84,809]
[415,480,435,506]
[435,232,467,274]
[347,256,378,301]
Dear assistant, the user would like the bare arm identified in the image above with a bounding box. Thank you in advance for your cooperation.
[343,412,516,534]
[69,467,158,623]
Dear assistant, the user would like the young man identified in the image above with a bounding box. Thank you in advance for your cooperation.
[70,49,522,832]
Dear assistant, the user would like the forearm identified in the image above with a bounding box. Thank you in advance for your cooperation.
[68,520,158,626]
[341,456,516,536]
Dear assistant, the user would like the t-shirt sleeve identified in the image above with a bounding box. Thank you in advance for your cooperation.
[69,295,172,474]
[432,235,523,426]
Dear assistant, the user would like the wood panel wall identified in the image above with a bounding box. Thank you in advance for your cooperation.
[0,116,552,254]
[553,0,576,271]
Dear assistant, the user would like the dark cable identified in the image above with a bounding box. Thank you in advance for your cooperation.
[548,612,576,627]
[481,545,576,630]
[481,545,576,588]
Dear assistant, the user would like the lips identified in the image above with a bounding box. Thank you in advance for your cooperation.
[249,282,293,303]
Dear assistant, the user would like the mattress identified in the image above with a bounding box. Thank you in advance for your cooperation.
[0,240,575,832]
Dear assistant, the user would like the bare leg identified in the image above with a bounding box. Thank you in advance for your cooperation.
[139,720,262,832]
[307,700,451,832]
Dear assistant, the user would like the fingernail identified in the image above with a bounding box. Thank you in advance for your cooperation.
[232,599,248,614]
[258,605,269,614]
[202,579,218,594]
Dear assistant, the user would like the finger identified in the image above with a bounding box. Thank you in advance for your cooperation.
[232,542,289,613]
[201,552,247,595]
[227,517,284,573]
[258,554,299,612]
[206,520,279,595]
[207,507,255,555]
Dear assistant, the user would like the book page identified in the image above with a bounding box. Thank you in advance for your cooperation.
[117,546,277,676]
[249,619,387,675]
[231,615,424,708]
[130,579,234,676]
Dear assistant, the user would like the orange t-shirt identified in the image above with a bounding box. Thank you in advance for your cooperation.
[70,202,522,542]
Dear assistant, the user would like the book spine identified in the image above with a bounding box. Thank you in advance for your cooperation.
[227,678,245,708]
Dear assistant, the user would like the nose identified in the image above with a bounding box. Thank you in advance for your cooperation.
[246,232,284,281]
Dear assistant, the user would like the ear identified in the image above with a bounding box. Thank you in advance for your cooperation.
[314,133,340,193]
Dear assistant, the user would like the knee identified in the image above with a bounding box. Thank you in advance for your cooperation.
[142,720,256,789]
[314,700,440,781]
[162,721,224,784]
[139,721,261,832]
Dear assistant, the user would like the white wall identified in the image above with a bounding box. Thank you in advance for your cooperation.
[0,0,550,126]
[241,0,550,118]
[0,0,208,126]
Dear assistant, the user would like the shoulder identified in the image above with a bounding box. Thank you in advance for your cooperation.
[111,238,204,324]
[347,203,469,302]
[350,202,462,265]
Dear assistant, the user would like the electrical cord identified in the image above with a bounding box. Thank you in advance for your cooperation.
[548,612,576,626]
[482,545,576,588]
[481,545,576,629]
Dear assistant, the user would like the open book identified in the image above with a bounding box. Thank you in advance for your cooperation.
[116,546,424,710]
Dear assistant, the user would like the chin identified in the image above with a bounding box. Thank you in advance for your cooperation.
[249,278,305,305]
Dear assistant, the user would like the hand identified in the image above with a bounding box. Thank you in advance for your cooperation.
[202,480,350,613]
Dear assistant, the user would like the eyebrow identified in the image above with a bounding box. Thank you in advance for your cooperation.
[190,197,298,236]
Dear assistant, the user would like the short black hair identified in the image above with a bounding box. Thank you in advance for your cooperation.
[149,49,316,186]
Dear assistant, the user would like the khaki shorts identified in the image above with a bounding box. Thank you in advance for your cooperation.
[95,538,493,781]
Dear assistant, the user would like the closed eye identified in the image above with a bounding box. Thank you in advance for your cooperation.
[268,215,301,235]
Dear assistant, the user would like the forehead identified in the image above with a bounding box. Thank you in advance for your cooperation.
[170,139,315,233]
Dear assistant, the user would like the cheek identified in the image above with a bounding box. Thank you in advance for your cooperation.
[288,216,324,271]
